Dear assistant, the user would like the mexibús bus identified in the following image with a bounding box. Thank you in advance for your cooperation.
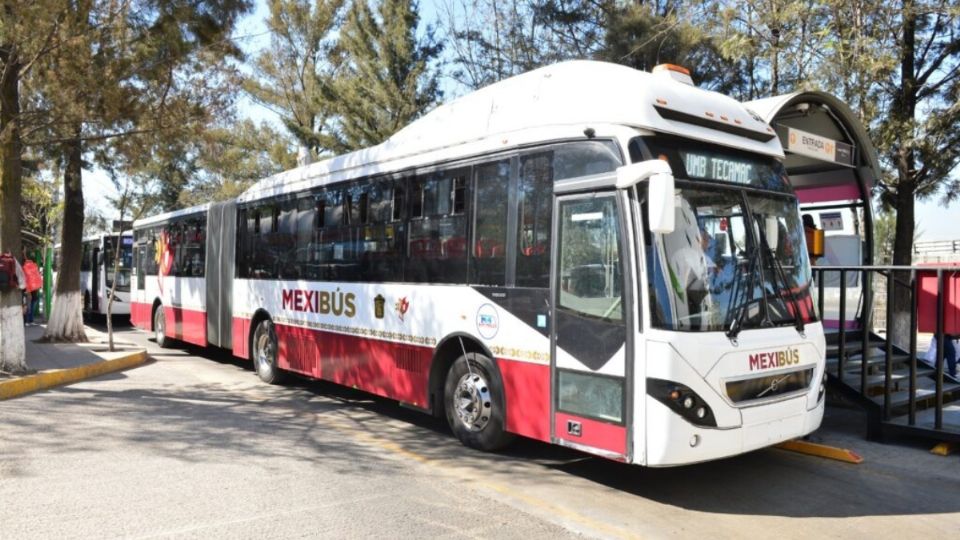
[130,61,825,466]
[54,232,134,316]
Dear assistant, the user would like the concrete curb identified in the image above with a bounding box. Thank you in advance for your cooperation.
[0,350,149,401]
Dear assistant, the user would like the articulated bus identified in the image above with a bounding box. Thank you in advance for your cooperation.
[54,232,134,316]
[131,61,825,466]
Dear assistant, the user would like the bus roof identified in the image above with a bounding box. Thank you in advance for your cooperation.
[133,203,211,229]
[238,60,784,204]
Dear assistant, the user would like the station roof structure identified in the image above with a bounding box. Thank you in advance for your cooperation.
[748,91,882,206]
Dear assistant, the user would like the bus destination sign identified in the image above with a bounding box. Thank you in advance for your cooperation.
[681,151,765,185]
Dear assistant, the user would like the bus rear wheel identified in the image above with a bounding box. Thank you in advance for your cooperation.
[253,319,284,385]
[444,353,514,452]
[154,307,169,348]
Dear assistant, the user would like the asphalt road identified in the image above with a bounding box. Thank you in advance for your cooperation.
[2,321,959,539]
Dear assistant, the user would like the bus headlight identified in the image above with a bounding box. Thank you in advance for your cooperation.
[648,378,717,427]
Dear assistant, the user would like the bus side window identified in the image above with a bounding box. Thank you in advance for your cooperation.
[472,160,510,286]
[516,152,552,288]
[407,169,468,284]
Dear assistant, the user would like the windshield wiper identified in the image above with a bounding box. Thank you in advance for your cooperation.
[725,248,759,342]
[756,223,805,336]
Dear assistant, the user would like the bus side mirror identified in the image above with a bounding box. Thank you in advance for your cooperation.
[616,160,675,234]
[765,216,779,250]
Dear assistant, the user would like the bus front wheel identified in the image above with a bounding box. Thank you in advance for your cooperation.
[444,353,514,452]
[253,319,284,385]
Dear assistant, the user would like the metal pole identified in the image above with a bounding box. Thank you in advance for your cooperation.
[838,269,847,381]
[860,269,870,398]
[817,268,824,323]
[883,271,894,420]
[908,269,918,425]
[935,269,944,430]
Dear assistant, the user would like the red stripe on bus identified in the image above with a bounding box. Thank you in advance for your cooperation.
[164,305,207,346]
[497,359,550,442]
[554,412,627,457]
[130,301,152,330]
[273,322,432,408]
[232,317,250,360]
[243,319,551,442]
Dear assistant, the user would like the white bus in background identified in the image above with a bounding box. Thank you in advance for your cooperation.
[54,232,134,316]
[131,60,825,467]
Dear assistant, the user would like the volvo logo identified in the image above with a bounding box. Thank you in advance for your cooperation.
[756,374,792,399]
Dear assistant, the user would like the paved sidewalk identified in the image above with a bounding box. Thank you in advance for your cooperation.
[22,324,142,370]
[1,323,148,399]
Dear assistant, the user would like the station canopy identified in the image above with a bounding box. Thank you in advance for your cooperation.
[747,91,881,206]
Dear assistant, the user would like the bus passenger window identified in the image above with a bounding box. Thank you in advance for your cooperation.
[472,160,510,286]
[517,153,552,288]
[407,170,468,284]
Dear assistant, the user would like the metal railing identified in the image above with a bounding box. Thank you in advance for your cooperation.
[813,265,959,433]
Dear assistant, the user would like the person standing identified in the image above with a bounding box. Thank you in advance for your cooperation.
[21,251,42,325]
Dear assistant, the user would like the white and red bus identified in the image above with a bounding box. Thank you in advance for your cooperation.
[131,61,825,466]
[55,232,134,316]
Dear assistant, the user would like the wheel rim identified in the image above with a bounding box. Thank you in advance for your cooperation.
[454,371,493,432]
[255,324,275,373]
[155,310,164,342]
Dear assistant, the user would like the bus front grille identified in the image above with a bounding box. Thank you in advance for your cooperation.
[725,368,815,405]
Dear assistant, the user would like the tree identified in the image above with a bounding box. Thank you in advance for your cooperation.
[0,0,63,373]
[601,1,750,96]
[322,0,442,151]
[244,0,345,160]
[188,120,297,202]
[22,0,252,343]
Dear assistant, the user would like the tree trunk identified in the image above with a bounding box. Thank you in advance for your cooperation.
[889,0,917,351]
[43,126,87,342]
[0,49,27,373]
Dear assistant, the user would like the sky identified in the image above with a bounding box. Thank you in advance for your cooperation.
[82,0,960,244]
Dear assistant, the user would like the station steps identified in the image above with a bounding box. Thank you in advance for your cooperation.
[824,329,960,442]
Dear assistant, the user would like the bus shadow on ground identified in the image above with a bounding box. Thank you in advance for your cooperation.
[46,332,960,520]
[280,373,960,519]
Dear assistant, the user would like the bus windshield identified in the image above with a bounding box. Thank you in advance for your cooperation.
[639,141,816,333]
[104,237,133,292]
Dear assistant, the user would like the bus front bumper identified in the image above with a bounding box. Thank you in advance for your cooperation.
[643,393,825,467]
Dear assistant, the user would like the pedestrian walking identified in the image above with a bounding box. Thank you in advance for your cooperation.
[21,251,43,325]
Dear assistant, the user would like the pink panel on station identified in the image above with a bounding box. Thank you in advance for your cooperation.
[795,183,862,204]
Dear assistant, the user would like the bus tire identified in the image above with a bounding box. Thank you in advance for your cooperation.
[154,306,169,348]
[252,319,284,385]
[444,353,514,452]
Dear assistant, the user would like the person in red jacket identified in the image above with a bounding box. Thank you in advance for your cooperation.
[21,250,42,325]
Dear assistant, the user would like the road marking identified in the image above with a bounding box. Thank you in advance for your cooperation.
[319,411,641,540]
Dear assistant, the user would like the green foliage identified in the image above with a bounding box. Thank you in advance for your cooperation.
[243,0,345,158]
[320,0,442,151]
[188,120,297,204]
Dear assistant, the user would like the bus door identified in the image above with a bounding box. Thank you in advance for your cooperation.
[551,192,631,460]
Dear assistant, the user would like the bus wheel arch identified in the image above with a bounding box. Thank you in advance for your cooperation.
[429,333,492,417]
[431,333,514,451]
[443,351,514,451]
[250,310,284,384]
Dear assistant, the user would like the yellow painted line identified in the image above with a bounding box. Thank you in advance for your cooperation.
[320,413,640,540]
[775,439,863,464]
[0,350,148,400]
[930,442,958,456]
